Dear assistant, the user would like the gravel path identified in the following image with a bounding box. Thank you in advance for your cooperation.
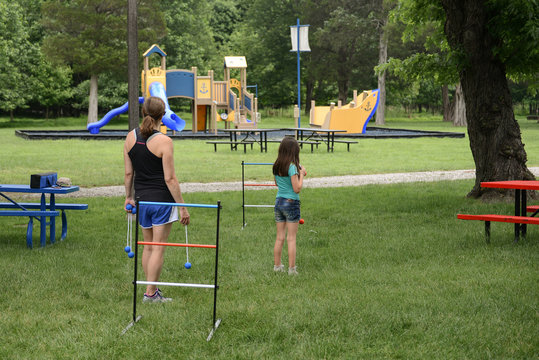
[69,167,539,198]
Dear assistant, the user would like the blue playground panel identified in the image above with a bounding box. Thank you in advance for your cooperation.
[166,71,195,98]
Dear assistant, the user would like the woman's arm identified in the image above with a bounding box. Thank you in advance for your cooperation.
[123,132,135,211]
[160,137,190,225]
[291,165,307,194]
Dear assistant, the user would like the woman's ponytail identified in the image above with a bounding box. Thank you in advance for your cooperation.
[140,96,166,138]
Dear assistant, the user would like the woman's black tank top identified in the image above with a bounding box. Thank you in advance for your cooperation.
[128,128,175,202]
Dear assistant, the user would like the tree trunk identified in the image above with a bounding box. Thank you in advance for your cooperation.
[305,79,315,115]
[10,109,14,122]
[452,82,466,126]
[127,0,139,131]
[442,85,451,122]
[375,22,387,126]
[87,74,98,125]
[336,50,349,103]
[442,0,534,198]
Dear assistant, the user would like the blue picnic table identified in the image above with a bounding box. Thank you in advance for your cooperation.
[0,184,87,248]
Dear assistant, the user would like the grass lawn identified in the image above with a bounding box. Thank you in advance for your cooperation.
[0,181,537,359]
[1,114,538,187]
[0,114,537,358]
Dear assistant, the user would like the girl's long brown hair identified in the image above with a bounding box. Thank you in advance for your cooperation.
[140,96,165,137]
[273,137,300,176]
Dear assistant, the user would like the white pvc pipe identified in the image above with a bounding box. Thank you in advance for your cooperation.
[244,205,274,208]
[136,281,215,289]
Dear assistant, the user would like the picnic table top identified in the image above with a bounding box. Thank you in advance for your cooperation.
[0,184,80,194]
[481,180,539,190]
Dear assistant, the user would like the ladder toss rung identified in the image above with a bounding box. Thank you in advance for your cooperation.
[136,281,215,289]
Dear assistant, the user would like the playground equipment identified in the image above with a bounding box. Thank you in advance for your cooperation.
[241,161,276,228]
[89,44,259,134]
[309,89,380,134]
[122,200,222,341]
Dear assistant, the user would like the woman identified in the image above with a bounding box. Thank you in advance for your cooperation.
[124,96,190,303]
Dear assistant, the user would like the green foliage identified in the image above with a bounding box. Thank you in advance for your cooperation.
[0,2,32,113]
[486,0,539,87]
[41,0,166,77]
[158,0,218,72]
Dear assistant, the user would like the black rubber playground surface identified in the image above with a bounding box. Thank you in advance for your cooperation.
[15,127,464,140]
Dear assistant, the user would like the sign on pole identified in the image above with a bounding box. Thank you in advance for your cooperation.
[290,19,310,128]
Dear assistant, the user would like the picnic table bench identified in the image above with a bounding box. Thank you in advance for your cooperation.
[330,139,358,152]
[0,184,87,248]
[206,140,254,153]
[297,140,320,152]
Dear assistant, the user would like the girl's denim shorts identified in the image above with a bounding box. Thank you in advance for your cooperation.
[274,197,301,223]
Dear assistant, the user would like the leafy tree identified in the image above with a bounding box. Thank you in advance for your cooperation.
[441,0,537,197]
[0,2,32,120]
[394,0,537,197]
[41,0,166,125]
[30,59,73,119]
[158,0,218,72]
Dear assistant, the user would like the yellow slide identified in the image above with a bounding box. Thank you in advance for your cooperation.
[309,89,380,134]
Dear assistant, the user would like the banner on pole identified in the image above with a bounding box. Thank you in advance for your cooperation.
[290,25,311,52]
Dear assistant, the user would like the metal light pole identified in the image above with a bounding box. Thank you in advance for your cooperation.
[290,19,310,128]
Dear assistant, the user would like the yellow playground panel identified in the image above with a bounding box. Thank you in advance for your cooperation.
[309,89,380,134]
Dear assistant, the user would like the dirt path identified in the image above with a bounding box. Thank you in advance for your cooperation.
[70,167,539,198]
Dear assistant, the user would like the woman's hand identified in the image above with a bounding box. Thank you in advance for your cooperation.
[124,198,135,212]
[179,207,190,225]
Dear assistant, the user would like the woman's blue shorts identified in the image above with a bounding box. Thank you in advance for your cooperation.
[274,197,301,223]
[139,204,178,229]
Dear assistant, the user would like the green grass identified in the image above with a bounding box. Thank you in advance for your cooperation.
[0,182,537,359]
[1,114,538,187]
[0,114,538,358]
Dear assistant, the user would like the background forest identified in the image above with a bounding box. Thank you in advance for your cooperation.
[0,0,537,123]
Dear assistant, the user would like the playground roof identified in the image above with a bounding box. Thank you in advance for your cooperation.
[143,44,166,58]
[224,56,247,69]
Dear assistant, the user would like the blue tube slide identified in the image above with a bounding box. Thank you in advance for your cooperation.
[149,81,186,132]
[87,97,145,134]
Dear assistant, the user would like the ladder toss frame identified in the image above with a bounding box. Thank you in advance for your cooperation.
[242,161,276,228]
[122,200,222,341]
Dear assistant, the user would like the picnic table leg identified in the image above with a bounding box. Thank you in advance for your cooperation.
[521,189,527,239]
[50,193,56,244]
[327,132,331,152]
[40,194,47,247]
[484,221,491,244]
[26,217,34,248]
[514,189,520,242]
[61,211,68,240]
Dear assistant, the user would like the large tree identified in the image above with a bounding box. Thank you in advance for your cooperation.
[41,0,166,125]
[440,0,537,197]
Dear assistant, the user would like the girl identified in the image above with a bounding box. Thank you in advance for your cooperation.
[272,137,307,275]
[124,96,190,303]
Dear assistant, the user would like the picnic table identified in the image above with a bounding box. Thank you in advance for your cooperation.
[457,180,539,242]
[288,127,348,152]
[0,184,87,248]
[220,128,284,152]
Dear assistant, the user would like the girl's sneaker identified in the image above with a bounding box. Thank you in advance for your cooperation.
[143,289,172,303]
[288,267,298,275]
[273,264,285,272]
